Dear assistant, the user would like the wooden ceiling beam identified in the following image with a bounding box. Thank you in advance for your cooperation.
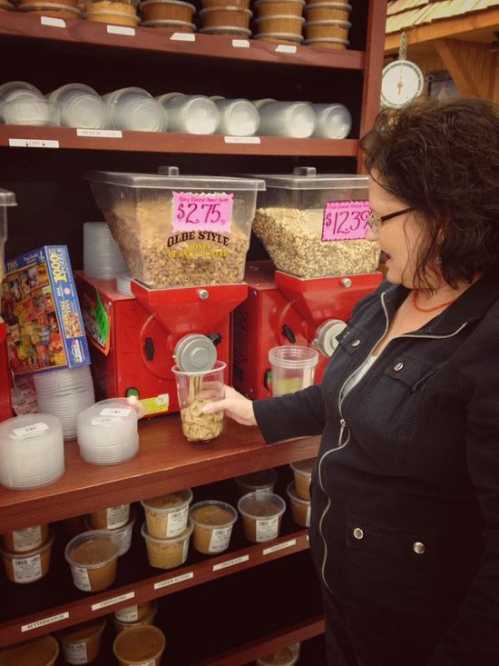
[434,38,499,100]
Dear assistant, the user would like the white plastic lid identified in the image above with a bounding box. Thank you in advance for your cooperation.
[243,166,368,190]
[0,188,16,207]
[87,169,265,191]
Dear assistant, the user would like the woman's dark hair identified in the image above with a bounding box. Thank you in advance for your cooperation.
[360,97,499,289]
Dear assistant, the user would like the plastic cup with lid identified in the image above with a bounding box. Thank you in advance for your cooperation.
[257,643,301,666]
[48,83,107,130]
[104,87,165,132]
[237,491,286,543]
[313,102,351,139]
[212,97,260,136]
[157,92,220,135]
[268,345,319,396]
[258,100,316,138]
[83,222,128,280]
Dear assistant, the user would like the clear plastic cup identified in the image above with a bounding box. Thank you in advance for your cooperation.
[189,500,237,554]
[238,492,286,543]
[157,93,220,135]
[1,534,54,584]
[313,102,352,139]
[213,98,260,136]
[287,481,311,527]
[172,361,226,442]
[104,88,165,132]
[113,625,166,666]
[48,84,107,129]
[85,511,135,557]
[268,345,318,396]
[65,530,120,592]
[234,468,277,499]
[141,489,193,538]
[258,100,316,138]
[141,522,193,569]
[290,458,315,500]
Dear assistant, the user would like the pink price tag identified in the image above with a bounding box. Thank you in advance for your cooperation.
[322,200,371,241]
[172,192,233,233]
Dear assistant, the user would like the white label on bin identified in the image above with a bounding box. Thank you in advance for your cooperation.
[21,612,69,632]
[91,591,135,611]
[12,422,49,439]
[12,526,43,552]
[166,506,189,537]
[77,129,123,138]
[224,136,261,144]
[170,32,195,42]
[107,504,129,529]
[100,407,131,418]
[232,39,250,48]
[13,554,42,583]
[275,44,297,54]
[115,605,139,622]
[263,538,297,556]
[64,641,88,665]
[107,24,135,36]
[8,139,59,149]
[208,526,232,553]
[72,566,91,591]
[212,554,249,572]
[154,571,194,590]
[256,516,280,543]
[41,16,66,27]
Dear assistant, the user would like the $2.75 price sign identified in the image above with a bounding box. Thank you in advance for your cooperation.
[322,200,371,241]
[172,192,234,233]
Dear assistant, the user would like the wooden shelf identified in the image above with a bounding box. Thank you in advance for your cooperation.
[0,415,319,532]
[0,12,364,71]
[0,125,358,157]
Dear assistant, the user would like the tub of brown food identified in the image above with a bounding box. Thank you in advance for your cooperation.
[114,602,157,634]
[90,504,130,530]
[1,534,53,584]
[189,501,237,555]
[85,1,139,26]
[59,619,106,665]
[304,19,350,40]
[237,492,286,543]
[140,0,195,21]
[199,6,252,28]
[141,489,193,539]
[2,523,49,553]
[286,482,311,527]
[113,625,166,666]
[290,458,314,500]
[0,635,59,666]
[254,0,304,18]
[142,522,193,569]
[65,530,119,592]
[254,14,304,35]
[304,1,350,21]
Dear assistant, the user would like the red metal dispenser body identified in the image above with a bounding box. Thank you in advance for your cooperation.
[233,261,383,400]
[76,273,248,415]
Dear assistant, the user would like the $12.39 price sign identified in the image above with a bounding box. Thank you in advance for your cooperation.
[322,200,371,241]
[172,192,234,233]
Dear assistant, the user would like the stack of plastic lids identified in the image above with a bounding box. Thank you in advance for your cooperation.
[48,84,107,130]
[0,414,65,490]
[104,88,165,133]
[33,366,95,441]
[0,81,51,127]
[77,398,139,465]
[83,222,128,280]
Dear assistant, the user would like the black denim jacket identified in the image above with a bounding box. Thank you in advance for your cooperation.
[254,272,499,666]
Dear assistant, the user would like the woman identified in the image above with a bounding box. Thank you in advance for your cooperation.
[205,98,499,665]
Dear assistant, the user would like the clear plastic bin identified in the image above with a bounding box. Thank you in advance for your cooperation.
[0,189,16,301]
[250,166,379,278]
[87,168,265,289]
[269,345,318,396]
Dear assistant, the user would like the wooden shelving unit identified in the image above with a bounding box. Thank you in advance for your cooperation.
[0,2,387,662]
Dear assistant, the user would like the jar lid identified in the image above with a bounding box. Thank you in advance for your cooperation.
[0,188,17,207]
[174,333,217,372]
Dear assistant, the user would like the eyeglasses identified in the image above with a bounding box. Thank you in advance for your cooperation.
[367,207,413,231]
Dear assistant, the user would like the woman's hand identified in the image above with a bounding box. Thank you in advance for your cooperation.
[202,385,257,427]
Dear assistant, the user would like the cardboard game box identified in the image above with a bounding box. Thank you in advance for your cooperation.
[2,245,90,375]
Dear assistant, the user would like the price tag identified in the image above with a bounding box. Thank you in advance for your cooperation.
[232,39,250,48]
[12,422,49,439]
[224,136,261,144]
[322,200,371,242]
[9,139,59,149]
[170,33,196,42]
[212,554,249,572]
[172,192,233,234]
[107,25,135,36]
[77,129,123,138]
[275,44,297,54]
[41,16,66,28]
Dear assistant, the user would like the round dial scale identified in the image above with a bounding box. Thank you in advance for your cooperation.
[381,59,424,109]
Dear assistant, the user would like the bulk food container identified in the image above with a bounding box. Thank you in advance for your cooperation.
[251,167,379,278]
[87,168,265,289]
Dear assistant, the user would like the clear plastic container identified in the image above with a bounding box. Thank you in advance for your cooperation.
[257,101,315,138]
[2,523,50,553]
[59,619,106,665]
[213,98,260,137]
[87,168,264,289]
[234,468,277,498]
[1,534,54,584]
[251,167,379,278]
[0,635,59,666]
[85,511,135,557]
[269,345,318,396]
[313,102,351,139]
[257,643,301,666]
[104,88,165,132]
[141,522,193,569]
[113,625,166,666]
[83,222,128,279]
[173,361,226,442]
[65,530,120,592]
[0,414,65,490]
[0,189,16,295]
[114,602,157,633]
[90,503,131,530]
[290,458,315,500]
[157,93,220,135]
[238,492,286,543]
[48,84,107,130]
[0,81,51,127]
[287,481,311,527]
[141,489,193,538]
[190,500,237,554]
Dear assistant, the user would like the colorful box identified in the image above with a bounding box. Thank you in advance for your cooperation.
[2,246,90,375]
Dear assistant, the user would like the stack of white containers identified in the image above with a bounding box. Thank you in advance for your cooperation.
[83,222,128,280]
[33,366,95,441]
[0,414,65,490]
[77,398,139,465]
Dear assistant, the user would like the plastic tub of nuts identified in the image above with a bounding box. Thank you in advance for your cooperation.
[65,531,119,592]
[142,522,193,569]
[141,489,193,538]
[87,169,264,289]
[237,492,286,543]
[190,500,237,554]
[249,167,378,278]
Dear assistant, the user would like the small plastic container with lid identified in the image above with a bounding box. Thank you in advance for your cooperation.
[113,625,166,666]
[86,1,139,26]
[257,642,301,666]
[199,6,252,29]
[0,635,59,666]
[313,102,351,139]
[59,619,106,665]
[113,601,157,633]
[269,345,318,396]
[90,503,131,530]
[234,468,277,499]
[254,15,304,36]
[141,489,193,538]
[287,482,311,527]
[257,101,315,138]
[2,523,50,553]
[1,534,54,584]
[48,84,107,130]
[142,522,193,569]
[18,1,81,17]
[85,510,135,557]
[0,188,16,298]
[190,500,237,554]
[250,167,379,278]
[238,492,286,543]
[65,530,120,592]
[140,0,195,22]
[0,414,65,490]
[254,0,304,18]
[212,98,260,137]
[87,167,265,289]
[305,18,351,40]
[290,458,315,500]
[304,1,351,21]
[157,93,219,135]
[104,88,165,133]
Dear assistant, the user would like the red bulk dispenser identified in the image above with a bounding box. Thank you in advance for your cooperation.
[0,188,17,422]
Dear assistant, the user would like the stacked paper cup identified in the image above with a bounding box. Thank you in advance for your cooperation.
[253,0,305,45]
[304,0,351,50]
[83,222,128,280]
[77,398,139,465]
[33,366,95,441]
